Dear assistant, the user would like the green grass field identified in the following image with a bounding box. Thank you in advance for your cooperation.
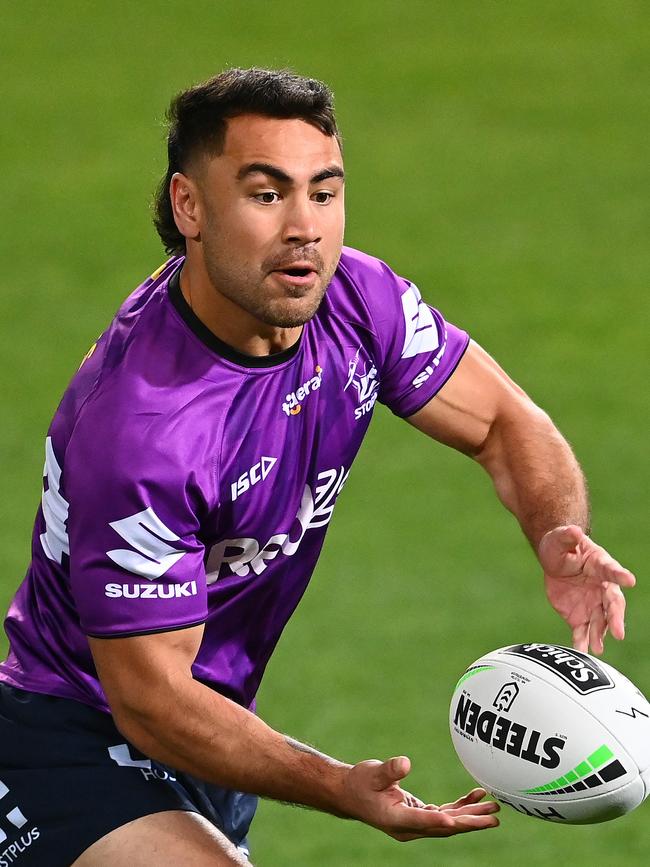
[2,2,648,864]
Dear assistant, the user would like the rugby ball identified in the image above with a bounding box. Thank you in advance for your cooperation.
[449,643,650,824]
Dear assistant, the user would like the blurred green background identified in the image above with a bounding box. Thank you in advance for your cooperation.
[1,1,648,864]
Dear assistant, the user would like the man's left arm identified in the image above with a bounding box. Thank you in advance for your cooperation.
[407,339,636,656]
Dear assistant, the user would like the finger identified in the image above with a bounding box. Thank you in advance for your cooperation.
[404,793,426,808]
[438,788,488,810]
[602,562,636,589]
[604,582,627,641]
[450,814,500,834]
[389,804,499,838]
[442,802,501,817]
[584,548,636,588]
[572,621,589,653]
[426,813,499,837]
[372,756,411,791]
[588,603,607,656]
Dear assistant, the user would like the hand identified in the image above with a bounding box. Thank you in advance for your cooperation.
[341,756,499,841]
[539,525,636,656]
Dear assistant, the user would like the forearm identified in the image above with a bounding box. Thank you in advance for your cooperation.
[475,399,590,549]
[112,672,352,816]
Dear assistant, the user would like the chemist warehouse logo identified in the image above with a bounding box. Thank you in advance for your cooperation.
[0,779,40,866]
[104,507,196,599]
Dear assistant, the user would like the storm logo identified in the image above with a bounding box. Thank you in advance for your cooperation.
[345,347,379,420]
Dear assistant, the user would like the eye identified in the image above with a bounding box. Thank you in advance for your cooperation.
[254,191,280,204]
[312,191,334,204]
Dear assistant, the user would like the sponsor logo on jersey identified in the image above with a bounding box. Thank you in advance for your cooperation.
[503,644,614,695]
[344,347,379,420]
[106,507,187,580]
[206,466,349,581]
[0,778,40,865]
[452,693,566,769]
[282,365,322,416]
[104,581,198,599]
[410,326,450,389]
[230,457,277,501]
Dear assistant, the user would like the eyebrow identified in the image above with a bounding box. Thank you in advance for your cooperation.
[236,162,345,185]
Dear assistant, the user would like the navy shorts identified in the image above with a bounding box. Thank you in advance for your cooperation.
[0,683,257,866]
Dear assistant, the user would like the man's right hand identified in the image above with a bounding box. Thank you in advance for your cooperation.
[90,628,499,839]
[341,756,500,840]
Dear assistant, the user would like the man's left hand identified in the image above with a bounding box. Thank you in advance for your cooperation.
[539,525,636,656]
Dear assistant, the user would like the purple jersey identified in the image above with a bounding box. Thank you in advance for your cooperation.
[0,248,469,713]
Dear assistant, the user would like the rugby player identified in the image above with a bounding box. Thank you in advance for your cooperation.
[0,68,635,865]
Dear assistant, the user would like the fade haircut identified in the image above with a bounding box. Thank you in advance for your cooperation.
[153,67,341,255]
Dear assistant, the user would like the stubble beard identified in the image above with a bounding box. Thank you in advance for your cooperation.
[202,239,340,329]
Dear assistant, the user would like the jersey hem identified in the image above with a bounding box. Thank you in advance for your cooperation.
[84,617,207,640]
[0,669,111,713]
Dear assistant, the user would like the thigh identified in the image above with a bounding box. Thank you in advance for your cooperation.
[0,684,256,865]
[72,811,252,866]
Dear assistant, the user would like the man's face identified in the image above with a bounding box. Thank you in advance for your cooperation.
[193,114,345,329]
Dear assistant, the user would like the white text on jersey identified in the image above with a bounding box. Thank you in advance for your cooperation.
[206,466,349,581]
[282,365,322,416]
[104,581,198,599]
[231,457,277,501]
[411,326,450,388]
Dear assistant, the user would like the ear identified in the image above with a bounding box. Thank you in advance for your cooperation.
[170,172,201,243]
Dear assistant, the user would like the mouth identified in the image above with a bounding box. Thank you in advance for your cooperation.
[271,263,319,288]
[280,267,314,277]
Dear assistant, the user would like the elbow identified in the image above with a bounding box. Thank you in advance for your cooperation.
[103,676,187,761]
[108,694,163,757]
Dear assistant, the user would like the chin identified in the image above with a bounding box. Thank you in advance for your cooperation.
[260,296,325,329]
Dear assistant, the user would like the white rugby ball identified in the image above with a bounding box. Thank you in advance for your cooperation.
[449,643,650,824]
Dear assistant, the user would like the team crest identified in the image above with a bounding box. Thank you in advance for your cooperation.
[344,347,380,420]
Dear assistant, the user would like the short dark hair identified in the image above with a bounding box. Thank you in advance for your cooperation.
[153,67,341,255]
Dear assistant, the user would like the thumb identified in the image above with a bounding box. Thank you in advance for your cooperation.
[373,756,411,790]
[543,524,583,552]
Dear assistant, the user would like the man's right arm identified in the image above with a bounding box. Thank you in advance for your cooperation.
[88,627,500,841]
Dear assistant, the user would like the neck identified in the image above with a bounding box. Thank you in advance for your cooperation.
[179,257,301,357]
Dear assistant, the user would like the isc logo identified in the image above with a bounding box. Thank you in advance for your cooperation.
[231,457,277,502]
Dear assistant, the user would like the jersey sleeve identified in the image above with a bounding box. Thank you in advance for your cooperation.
[62,405,209,638]
[342,250,470,418]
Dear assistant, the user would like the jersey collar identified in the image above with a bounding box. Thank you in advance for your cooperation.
[167,266,302,369]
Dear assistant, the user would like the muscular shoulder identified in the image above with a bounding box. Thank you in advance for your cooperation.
[330,246,409,318]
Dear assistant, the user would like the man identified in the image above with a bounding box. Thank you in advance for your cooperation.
[0,68,635,865]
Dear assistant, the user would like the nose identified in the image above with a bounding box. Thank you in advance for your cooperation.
[281,196,321,247]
